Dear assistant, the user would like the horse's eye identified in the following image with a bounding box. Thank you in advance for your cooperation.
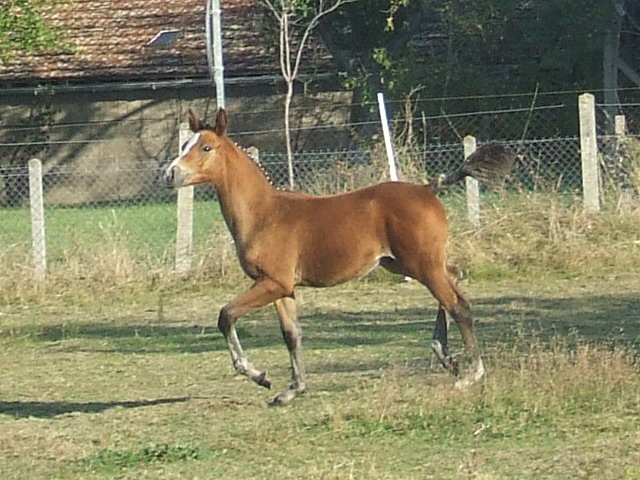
[203,145,212,152]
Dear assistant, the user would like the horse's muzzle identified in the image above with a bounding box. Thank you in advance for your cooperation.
[163,166,176,188]
[164,165,184,188]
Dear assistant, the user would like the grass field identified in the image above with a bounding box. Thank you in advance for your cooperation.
[3,190,640,292]
[2,188,640,478]
[1,276,639,480]
[0,199,224,263]
[0,199,228,299]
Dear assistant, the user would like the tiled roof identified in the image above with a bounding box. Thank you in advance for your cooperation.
[0,0,327,87]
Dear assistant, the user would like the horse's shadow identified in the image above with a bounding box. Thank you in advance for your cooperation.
[0,397,190,419]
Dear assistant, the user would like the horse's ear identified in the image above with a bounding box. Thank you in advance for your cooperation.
[187,109,205,133]
[214,108,228,136]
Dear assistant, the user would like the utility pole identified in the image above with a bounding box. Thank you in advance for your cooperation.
[206,0,226,108]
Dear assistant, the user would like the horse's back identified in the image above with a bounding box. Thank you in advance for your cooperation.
[365,181,450,250]
[271,181,449,287]
[277,181,447,238]
[351,181,448,232]
[282,181,443,216]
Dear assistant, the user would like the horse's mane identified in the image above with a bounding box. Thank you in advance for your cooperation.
[216,131,276,188]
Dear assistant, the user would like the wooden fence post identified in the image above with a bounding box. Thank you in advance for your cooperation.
[463,135,481,227]
[578,93,601,212]
[28,158,46,284]
[175,122,194,274]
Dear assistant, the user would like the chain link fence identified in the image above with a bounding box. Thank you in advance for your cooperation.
[597,102,640,192]
[1,94,639,282]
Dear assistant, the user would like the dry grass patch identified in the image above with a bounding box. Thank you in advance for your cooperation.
[1,279,640,479]
[2,186,640,305]
[448,191,640,279]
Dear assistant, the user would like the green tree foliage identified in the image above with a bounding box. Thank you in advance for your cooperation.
[318,0,626,103]
[437,1,612,93]
[0,0,62,60]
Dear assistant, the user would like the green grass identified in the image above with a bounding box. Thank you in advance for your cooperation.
[81,442,217,471]
[2,183,640,478]
[0,199,224,264]
[1,278,639,479]
[0,199,230,301]
[2,188,640,293]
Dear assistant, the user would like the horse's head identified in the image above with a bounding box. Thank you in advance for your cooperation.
[164,108,228,188]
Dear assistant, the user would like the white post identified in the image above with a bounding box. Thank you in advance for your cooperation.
[377,92,398,181]
[615,114,632,211]
[206,0,225,109]
[175,123,194,274]
[579,93,601,212]
[28,158,46,284]
[463,136,481,228]
[614,114,626,137]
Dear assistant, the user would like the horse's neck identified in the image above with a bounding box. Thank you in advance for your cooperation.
[215,143,275,242]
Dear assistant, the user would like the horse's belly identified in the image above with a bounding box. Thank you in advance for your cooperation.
[297,248,386,287]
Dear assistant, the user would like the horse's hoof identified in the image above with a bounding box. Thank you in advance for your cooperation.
[268,395,290,407]
[449,355,460,377]
[256,372,271,389]
[431,340,449,366]
[454,359,486,389]
[268,388,300,407]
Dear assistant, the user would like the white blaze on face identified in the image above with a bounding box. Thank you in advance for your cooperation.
[167,132,201,171]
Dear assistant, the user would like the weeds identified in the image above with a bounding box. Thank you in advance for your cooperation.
[2,165,640,305]
[1,279,640,479]
[315,333,639,447]
[81,442,215,471]
[448,190,640,280]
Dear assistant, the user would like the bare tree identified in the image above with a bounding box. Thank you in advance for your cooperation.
[262,0,357,189]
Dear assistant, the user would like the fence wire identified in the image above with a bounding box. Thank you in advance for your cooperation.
[0,136,629,206]
[2,99,640,278]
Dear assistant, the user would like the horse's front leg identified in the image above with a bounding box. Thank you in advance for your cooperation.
[218,278,287,390]
[270,296,306,406]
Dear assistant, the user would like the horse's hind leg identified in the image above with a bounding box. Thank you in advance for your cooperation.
[431,305,459,375]
[421,270,485,387]
[380,257,458,373]
[381,257,456,374]
[271,296,307,406]
[447,293,485,388]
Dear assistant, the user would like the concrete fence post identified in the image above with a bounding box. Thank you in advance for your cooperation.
[28,158,46,284]
[246,146,260,164]
[463,135,481,228]
[175,122,194,274]
[615,114,633,211]
[614,114,626,137]
[578,93,601,212]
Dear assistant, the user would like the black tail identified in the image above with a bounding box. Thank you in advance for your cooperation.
[431,143,515,192]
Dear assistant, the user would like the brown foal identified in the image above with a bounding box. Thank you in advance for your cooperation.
[164,109,512,406]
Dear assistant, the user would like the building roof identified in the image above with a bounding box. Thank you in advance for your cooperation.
[0,0,330,88]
